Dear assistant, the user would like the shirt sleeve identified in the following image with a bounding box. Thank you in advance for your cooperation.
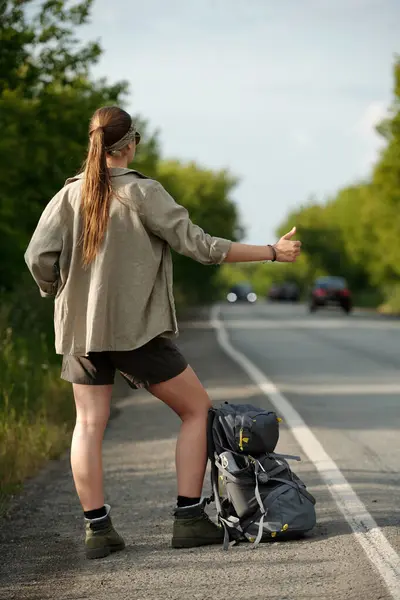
[24,195,63,298]
[140,182,232,265]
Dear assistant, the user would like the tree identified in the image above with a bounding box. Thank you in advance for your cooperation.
[362,59,400,286]
[270,58,400,310]
[0,0,129,288]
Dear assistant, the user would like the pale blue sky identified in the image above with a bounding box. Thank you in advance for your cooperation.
[81,0,399,243]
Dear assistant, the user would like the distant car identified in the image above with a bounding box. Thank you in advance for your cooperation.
[268,282,300,302]
[309,276,352,314]
[227,283,257,304]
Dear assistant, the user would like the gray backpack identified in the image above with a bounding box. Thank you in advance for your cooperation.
[207,403,317,549]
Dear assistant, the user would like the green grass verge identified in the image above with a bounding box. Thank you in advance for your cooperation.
[0,285,75,515]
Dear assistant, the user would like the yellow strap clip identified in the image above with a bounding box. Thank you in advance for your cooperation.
[239,428,249,450]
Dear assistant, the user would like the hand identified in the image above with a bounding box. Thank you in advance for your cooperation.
[273,227,301,262]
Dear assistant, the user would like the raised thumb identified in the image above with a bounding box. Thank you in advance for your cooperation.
[282,226,296,240]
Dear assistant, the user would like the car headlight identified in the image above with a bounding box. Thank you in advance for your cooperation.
[227,292,237,303]
[247,293,257,303]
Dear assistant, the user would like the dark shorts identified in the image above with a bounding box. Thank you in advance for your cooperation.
[61,337,188,389]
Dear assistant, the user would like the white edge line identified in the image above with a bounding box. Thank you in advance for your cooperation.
[210,305,400,599]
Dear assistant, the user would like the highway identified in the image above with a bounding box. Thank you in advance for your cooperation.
[0,301,399,600]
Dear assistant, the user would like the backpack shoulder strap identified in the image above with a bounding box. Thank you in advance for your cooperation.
[253,459,267,546]
[206,407,217,460]
[206,407,217,505]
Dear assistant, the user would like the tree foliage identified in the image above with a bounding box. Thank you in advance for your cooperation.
[0,0,241,307]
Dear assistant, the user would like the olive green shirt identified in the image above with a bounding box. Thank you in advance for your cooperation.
[24,168,232,355]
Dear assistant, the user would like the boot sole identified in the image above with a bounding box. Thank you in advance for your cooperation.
[172,538,222,549]
[86,542,125,560]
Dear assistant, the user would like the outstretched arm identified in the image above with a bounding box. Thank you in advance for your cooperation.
[224,227,301,263]
[141,183,301,265]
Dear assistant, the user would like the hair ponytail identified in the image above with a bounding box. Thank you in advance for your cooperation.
[81,127,113,267]
[80,106,134,267]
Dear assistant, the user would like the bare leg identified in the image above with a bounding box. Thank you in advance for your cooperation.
[70,384,113,511]
[148,366,211,498]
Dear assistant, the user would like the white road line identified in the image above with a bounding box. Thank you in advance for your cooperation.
[180,318,400,330]
[210,305,400,599]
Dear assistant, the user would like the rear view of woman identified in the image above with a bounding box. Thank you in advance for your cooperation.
[25,106,301,559]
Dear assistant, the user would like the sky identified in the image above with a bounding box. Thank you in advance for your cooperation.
[80,0,399,244]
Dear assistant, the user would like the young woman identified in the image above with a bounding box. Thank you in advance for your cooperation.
[25,106,301,559]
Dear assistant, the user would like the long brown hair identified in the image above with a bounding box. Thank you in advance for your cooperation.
[81,106,132,267]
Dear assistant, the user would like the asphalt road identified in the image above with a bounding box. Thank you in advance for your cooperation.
[0,301,399,600]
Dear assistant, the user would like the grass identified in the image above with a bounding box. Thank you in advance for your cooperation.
[378,284,400,316]
[352,289,384,311]
[0,284,74,515]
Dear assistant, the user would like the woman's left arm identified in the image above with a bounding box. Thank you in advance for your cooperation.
[24,195,63,298]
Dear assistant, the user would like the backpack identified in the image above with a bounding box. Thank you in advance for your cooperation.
[207,402,317,549]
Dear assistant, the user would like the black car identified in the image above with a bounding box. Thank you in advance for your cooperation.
[309,276,352,314]
[268,281,300,302]
[227,282,257,304]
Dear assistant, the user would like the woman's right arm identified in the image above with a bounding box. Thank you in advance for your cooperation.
[224,227,301,263]
[140,182,301,264]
